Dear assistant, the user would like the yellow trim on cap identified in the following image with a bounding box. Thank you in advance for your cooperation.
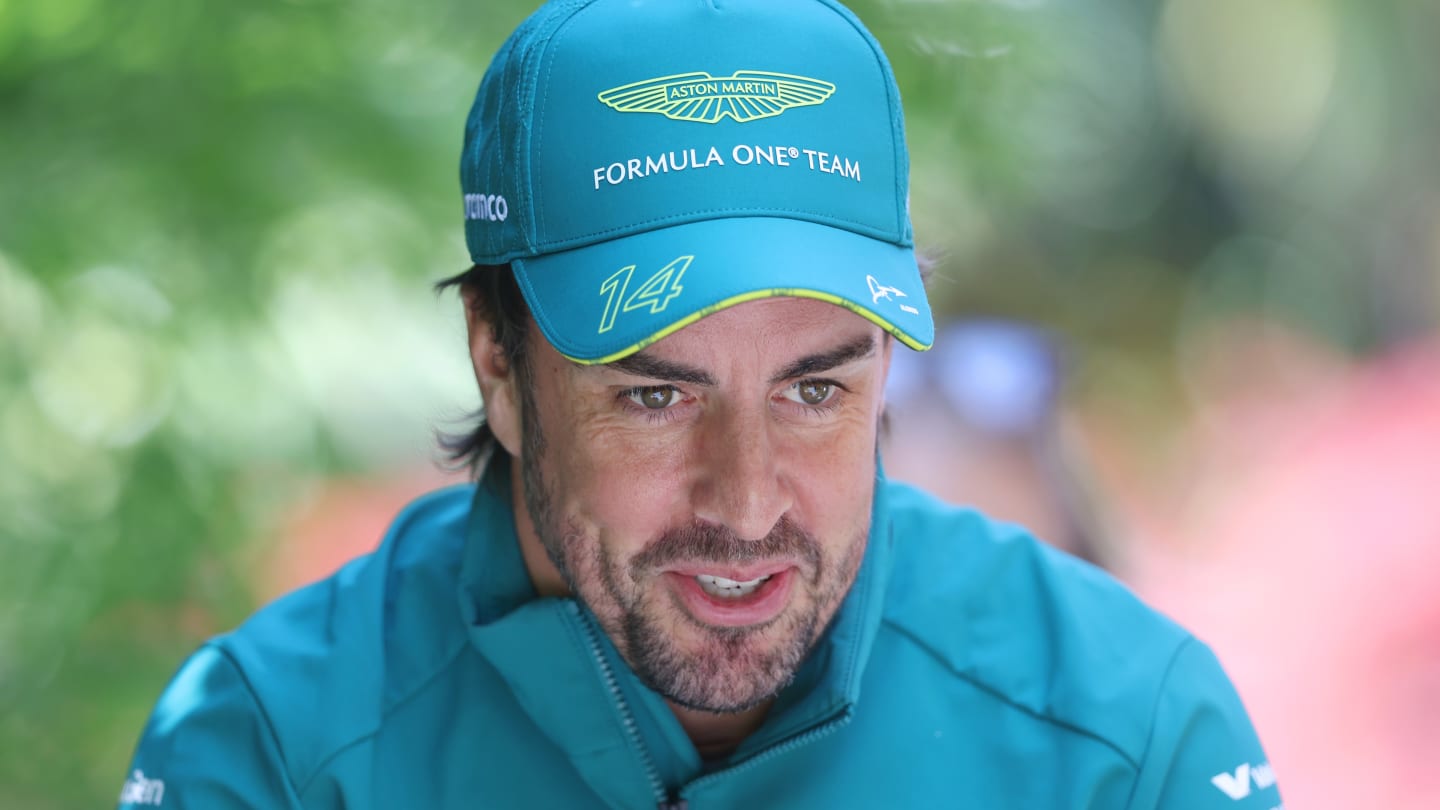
[560,288,933,365]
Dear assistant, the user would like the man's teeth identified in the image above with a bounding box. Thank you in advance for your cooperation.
[695,573,771,599]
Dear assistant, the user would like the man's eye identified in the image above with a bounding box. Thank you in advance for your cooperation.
[627,386,680,410]
[785,380,834,406]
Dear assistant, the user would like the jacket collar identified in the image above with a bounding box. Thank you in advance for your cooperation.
[733,462,894,756]
[459,459,663,808]
[457,455,895,786]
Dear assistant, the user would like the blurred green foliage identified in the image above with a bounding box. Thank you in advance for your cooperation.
[1,0,1437,805]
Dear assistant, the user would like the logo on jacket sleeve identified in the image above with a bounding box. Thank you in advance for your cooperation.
[1210,760,1278,801]
[598,71,835,124]
[118,769,166,806]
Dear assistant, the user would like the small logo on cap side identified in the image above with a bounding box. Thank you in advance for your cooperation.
[464,193,508,222]
[598,71,835,124]
[868,274,919,315]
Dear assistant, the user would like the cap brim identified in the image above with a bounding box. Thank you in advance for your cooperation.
[513,217,934,364]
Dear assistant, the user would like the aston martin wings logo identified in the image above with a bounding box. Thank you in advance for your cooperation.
[597,71,836,124]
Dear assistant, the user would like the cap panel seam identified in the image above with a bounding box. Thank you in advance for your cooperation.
[815,0,909,238]
[475,209,906,267]
[514,22,540,253]
[505,19,537,254]
[533,0,604,243]
[513,6,561,254]
[542,206,905,249]
[488,5,557,258]
[510,0,595,255]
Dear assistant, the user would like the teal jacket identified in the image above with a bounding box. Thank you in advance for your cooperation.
[121,464,1281,809]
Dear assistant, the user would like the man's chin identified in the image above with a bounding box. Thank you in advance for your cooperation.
[621,608,817,714]
[661,680,779,715]
[651,649,795,714]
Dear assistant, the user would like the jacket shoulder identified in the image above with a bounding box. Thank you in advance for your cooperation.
[154,484,476,794]
[879,480,1192,765]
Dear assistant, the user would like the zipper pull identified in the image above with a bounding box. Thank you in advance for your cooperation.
[657,798,688,810]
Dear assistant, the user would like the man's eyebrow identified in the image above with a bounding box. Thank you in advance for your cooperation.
[769,335,877,384]
[606,352,717,386]
[603,334,877,386]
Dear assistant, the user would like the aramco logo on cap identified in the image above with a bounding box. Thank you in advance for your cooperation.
[597,70,835,124]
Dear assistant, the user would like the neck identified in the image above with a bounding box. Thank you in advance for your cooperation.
[668,700,773,761]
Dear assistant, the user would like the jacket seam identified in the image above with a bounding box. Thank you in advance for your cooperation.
[209,643,307,806]
[1121,635,1197,810]
[282,488,476,793]
[879,616,1149,770]
[288,635,470,797]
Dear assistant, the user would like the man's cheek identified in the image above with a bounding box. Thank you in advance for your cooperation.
[565,473,667,546]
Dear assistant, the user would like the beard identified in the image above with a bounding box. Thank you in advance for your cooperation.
[519,413,868,712]
[610,516,853,713]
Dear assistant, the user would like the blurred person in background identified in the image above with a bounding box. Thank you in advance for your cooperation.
[116,1,1280,808]
[883,319,1114,567]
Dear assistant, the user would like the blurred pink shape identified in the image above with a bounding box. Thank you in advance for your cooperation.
[1131,337,1440,810]
[264,466,466,600]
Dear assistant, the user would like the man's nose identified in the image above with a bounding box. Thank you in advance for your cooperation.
[690,404,794,542]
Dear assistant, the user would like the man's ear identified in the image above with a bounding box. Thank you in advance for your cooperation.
[462,288,523,458]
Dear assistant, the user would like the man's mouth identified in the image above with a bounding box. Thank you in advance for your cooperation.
[663,566,796,628]
[694,573,772,599]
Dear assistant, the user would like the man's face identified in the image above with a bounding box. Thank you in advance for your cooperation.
[513,297,892,713]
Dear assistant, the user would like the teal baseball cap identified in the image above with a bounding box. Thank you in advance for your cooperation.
[461,0,933,364]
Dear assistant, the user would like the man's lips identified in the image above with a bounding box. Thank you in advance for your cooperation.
[663,567,796,628]
[662,561,797,582]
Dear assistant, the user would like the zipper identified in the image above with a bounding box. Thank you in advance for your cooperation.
[678,707,855,803]
[573,605,680,810]
[573,601,850,809]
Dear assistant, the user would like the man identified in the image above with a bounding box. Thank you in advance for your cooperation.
[121,1,1282,808]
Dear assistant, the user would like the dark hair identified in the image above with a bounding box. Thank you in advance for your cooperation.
[435,263,531,477]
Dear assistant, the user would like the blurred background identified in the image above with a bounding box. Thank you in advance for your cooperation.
[2,0,1437,806]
